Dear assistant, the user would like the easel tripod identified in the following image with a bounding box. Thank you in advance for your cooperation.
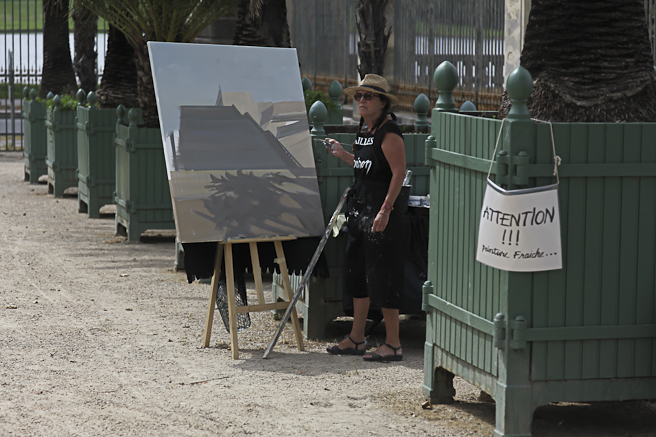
[202,235,304,359]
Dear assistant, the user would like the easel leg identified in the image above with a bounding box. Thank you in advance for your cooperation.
[202,244,224,347]
[225,243,240,359]
[249,242,266,304]
[273,241,305,351]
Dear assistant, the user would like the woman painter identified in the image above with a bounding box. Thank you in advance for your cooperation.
[324,74,406,362]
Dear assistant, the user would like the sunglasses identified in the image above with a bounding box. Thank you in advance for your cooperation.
[353,92,377,101]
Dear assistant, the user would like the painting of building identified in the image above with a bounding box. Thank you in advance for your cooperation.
[148,42,325,243]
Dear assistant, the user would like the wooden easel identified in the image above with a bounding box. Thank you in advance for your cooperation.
[202,235,304,359]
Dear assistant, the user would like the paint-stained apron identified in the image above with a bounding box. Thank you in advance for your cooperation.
[342,179,406,309]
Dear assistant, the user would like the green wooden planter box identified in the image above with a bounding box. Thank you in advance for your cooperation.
[22,89,48,184]
[114,106,174,241]
[76,91,118,218]
[46,96,79,198]
[271,100,432,339]
[422,63,656,437]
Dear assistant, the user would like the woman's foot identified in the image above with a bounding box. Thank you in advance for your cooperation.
[363,343,403,362]
[326,335,367,355]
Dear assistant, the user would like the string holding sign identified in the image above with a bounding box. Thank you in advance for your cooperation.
[476,120,563,272]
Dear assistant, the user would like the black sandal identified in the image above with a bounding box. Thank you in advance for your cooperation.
[326,335,367,356]
[363,343,403,362]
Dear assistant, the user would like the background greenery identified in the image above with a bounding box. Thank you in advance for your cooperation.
[304,89,338,113]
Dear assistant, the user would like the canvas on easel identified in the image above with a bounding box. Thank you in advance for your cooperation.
[149,42,322,357]
[148,42,325,244]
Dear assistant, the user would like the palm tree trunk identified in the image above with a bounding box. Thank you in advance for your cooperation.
[72,5,98,94]
[233,0,291,47]
[499,0,656,122]
[40,0,77,98]
[355,0,391,79]
[134,44,159,128]
[97,24,139,110]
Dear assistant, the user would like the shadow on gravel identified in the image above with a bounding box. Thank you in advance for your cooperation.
[0,151,22,162]
[380,387,656,437]
[530,400,656,436]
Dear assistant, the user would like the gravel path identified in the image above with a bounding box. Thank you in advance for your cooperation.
[1,152,655,436]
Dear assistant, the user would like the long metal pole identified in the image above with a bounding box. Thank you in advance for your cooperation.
[9,50,15,149]
[263,187,350,359]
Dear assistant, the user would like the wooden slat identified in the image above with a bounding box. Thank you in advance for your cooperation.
[491,120,501,376]
[425,294,495,336]
[617,124,641,378]
[531,123,555,381]
[273,240,305,351]
[599,124,623,379]
[437,119,448,316]
[519,162,656,177]
[635,124,656,377]
[466,117,478,368]
[437,120,448,356]
[448,117,458,357]
[202,244,224,348]
[525,324,656,341]
[225,243,239,359]
[472,117,483,370]
[581,125,605,379]
[249,242,266,305]
[226,235,296,244]
[564,123,588,380]
[455,114,465,361]
[234,301,291,314]
[489,268,501,376]
[463,117,474,367]
[546,123,570,381]
[445,118,455,356]
[489,120,501,376]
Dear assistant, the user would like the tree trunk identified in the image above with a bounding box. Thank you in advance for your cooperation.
[134,44,159,128]
[97,24,139,110]
[40,0,77,98]
[233,0,291,47]
[355,0,391,80]
[499,0,656,122]
[72,5,98,94]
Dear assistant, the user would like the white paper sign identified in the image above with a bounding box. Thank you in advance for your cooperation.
[476,179,562,272]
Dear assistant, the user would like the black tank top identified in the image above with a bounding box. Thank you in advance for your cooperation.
[352,120,403,184]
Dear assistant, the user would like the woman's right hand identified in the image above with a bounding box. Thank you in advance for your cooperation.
[324,138,344,158]
[324,138,355,167]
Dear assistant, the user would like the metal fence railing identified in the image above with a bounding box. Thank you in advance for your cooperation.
[289,0,505,112]
[392,0,504,111]
[1,0,107,151]
[290,0,656,113]
[2,0,42,151]
[2,2,656,150]
[288,0,360,97]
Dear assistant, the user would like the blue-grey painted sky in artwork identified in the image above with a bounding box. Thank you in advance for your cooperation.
[149,42,303,141]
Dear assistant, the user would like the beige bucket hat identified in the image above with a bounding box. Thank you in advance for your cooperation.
[343,74,399,105]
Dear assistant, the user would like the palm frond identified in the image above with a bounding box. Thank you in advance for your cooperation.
[74,0,237,48]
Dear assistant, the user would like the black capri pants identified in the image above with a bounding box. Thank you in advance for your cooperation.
[342,181,406,309]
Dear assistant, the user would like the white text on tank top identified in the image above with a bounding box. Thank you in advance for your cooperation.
[353,136,375,175]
